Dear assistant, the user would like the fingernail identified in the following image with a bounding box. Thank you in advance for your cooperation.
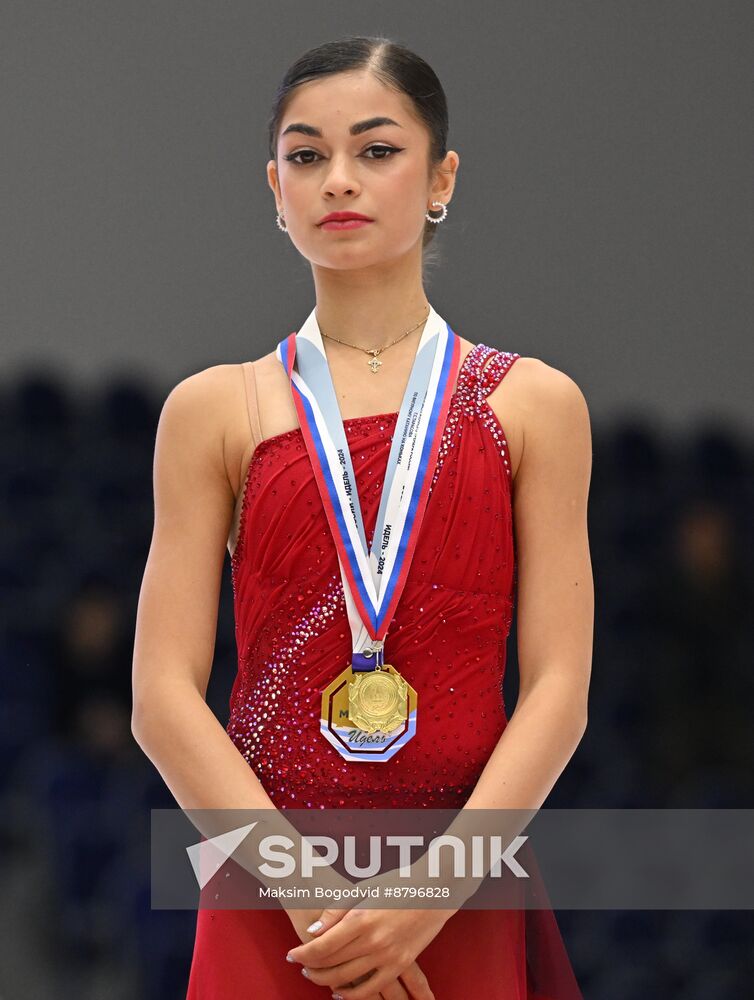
[306,919,323,933]
[286,953,295,963]
[332,994,344,999]
[301,968,310,978]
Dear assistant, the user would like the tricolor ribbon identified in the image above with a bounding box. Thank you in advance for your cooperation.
[276,303,459,662]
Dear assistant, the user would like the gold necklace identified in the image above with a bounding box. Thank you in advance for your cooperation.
[320,305,431,374]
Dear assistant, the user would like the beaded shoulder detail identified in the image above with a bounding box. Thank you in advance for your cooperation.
[479,348,521,398]
[427,344,520,495]
[448,343,521,412]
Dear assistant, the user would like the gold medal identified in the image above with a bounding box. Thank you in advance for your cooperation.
[348,664,408,734]
[320,658,418,762]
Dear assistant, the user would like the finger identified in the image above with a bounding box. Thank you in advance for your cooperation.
[351,971,379,987]
[295,933,371,974]
[286,907,366,966]
[347,974,383,1000]
[304,906,351,936]
[301,956,379,990]
[398,962,434,999]
[330,967,395,1000]
[377,979,409,999]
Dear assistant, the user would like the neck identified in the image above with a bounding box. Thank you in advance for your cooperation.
[311,257,430,353]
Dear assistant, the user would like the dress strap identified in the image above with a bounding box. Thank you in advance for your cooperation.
[455,342,493,397]
[240,360,263,449]
[228,362,263,558]
[477,349,522,399]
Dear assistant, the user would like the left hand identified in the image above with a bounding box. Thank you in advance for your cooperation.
[285,904,456,999]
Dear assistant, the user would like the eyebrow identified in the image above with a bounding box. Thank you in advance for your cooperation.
[280,116,403,139]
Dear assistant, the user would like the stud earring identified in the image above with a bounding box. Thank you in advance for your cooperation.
[425,200,447,223]
[276,210,287,233]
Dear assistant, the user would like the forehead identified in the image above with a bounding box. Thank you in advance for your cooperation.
[279,70,418,135]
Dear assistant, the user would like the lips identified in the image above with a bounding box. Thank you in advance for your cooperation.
[320,219,372,232]
[318,212,373,225]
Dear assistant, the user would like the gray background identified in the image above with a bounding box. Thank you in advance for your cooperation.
[1,5,753,998]
[1,1,751,432]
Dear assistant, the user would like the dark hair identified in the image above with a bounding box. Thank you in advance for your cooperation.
[267,35,450,274]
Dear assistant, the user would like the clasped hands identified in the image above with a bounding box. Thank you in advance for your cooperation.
[284,866,461,1000]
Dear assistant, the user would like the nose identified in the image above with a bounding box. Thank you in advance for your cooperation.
[320,152,360,198]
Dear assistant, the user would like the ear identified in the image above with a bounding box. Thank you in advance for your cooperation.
[430,149,460,206]
[266,159,281,206]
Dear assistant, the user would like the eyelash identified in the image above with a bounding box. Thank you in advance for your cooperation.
[283,144,402,165]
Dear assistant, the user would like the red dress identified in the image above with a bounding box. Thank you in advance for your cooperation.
[186,343,582,999]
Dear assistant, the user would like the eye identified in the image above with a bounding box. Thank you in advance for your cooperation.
[283,144,402,165]
[362,144,402,160]
[283,149,320,165]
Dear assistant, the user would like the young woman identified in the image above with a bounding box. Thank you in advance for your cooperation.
[132,35,593,1000]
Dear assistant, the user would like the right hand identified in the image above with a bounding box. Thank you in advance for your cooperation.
[285,907,435,1000]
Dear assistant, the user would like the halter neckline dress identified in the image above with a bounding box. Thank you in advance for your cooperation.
[186,342,582,999]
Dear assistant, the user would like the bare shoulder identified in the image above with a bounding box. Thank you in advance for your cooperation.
[252,347,292,405]
[165,362,242,408]
[161,363,240,453]
[246,348,302,440]
[494,355,590,417]
[162,361,262,499]
[194,351,300,501]
[486,356,591,484]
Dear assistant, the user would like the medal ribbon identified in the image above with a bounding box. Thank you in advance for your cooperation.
[275,304,459,662]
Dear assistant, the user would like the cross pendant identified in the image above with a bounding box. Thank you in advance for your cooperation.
[367,355,383,374]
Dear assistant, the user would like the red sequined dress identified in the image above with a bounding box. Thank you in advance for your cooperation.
[186,343,582,999]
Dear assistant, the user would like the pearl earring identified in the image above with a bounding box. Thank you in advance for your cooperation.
[425,200,447,223]
[276,210,287,233]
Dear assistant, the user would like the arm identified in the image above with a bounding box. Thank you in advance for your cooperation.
[411,357,593,894]
[465,357,593,808]
[131,365,347,902]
